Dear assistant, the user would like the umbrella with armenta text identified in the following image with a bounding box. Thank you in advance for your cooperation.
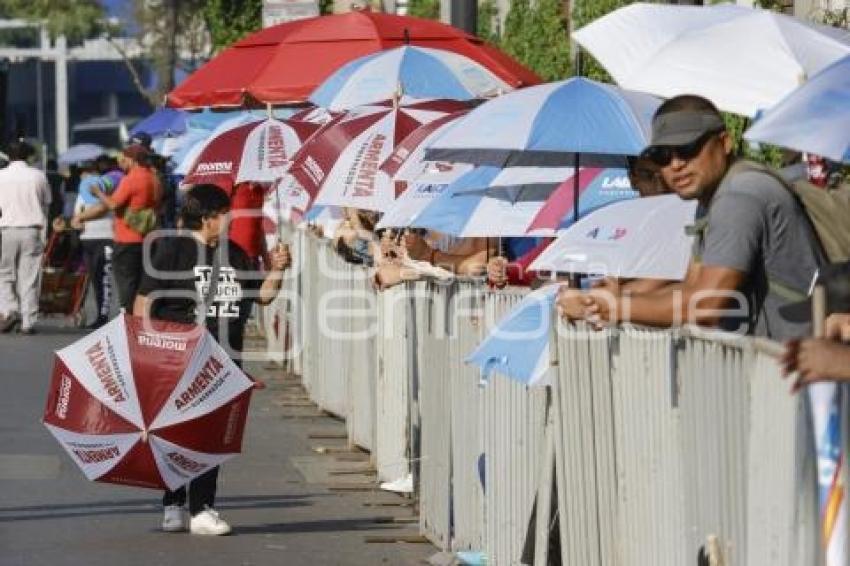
[42,314,254,491]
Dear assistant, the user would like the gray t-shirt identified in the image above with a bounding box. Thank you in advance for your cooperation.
[695,165,825,340]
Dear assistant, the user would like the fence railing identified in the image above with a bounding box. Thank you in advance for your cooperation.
[281,229,820,565]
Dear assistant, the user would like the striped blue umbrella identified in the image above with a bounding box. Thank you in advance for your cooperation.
[309,46,512,111]
[425,77,662,167]
[411,165,574,237]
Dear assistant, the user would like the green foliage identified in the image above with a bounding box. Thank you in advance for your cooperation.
[818,7,849,28]
[499,0,571,81]
[407,0,440,20]
[0,0,105,42]
[203,0,262,51]
[477,0,500,43]
[572,0,633,81]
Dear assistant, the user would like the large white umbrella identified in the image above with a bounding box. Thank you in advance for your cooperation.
[572,3,850,117]
[529,194,697,281]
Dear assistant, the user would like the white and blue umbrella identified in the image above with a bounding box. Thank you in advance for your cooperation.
[58,143,105,166]
[425,77,662,167]
[412,165,575,237]
[130,108,188,138]
[530,194,697,281]
[466,285,559,386]
[309,46,512,111]
[745,55,850,164]
[375,162,473,230]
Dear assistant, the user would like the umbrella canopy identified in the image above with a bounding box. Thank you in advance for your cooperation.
[130,108,188,138]
[183,118,320,191]
[174,112,261,176]
[42,315,254,491]
[288,98,468,212]
[375,162,473,230]
[425,77,662,167]
[529,194,697,280]
[572,3,850,117]
[466,285,559,387]
[309,46,512,111]
[380,110,469,186]
[744,55,850,164]
[167,11,539,109]
[411,165,575,237]
[526,167,637,235]
[58,144,105,167]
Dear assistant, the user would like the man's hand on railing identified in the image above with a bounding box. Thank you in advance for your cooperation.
[780,338,850,392]
[556,285,618,330]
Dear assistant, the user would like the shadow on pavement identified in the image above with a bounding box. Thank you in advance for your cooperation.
[0,493,317,522]
[233,517,404,536]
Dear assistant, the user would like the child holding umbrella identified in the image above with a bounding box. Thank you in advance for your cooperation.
[133,184,291,535]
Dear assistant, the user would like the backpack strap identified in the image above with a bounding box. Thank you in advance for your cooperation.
[685,216,709,263]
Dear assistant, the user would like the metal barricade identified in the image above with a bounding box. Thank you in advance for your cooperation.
[374,284,412,479]
[287,232,821,566]
[417,280,454,549]
[548,324,819,566]
[345,268,377,451]
[481,289,547,566]
[448,280,486,552]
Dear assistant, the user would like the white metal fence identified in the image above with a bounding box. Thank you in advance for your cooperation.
[281,230,821,565]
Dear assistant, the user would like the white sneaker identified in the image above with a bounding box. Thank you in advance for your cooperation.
[162,505,187,532]
[190,506,232,536]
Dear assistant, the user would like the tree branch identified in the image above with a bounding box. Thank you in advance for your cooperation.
[106,36,160,107]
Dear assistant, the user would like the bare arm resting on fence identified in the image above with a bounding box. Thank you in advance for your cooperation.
[566,264,745,329]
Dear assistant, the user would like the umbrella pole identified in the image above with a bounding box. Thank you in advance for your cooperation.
[571,154,581,289]
[573,154,580,225]
[274,178,285,247]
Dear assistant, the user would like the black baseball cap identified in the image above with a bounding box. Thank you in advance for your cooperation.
[129,131,152,149]
[648,110,726,147]
[778,261,850,323]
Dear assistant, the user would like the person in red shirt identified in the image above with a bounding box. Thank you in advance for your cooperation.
[228,182,266,261]
[73,144,159,310]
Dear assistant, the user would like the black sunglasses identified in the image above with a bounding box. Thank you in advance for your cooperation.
[644,130,722,167]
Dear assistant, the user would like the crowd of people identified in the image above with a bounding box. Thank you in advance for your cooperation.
[1,91,849,537]
[315,94,850,388]
[0,136,292,535]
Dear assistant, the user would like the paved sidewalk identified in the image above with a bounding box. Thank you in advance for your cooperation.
[0,322,433,566]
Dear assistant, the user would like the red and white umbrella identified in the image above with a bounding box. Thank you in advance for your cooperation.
[288,98,469,212]
[184,117,320,191]
[379,109,469,197]
[42,315,254,491]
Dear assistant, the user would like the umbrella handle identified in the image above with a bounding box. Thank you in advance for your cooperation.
[141,429,149,443]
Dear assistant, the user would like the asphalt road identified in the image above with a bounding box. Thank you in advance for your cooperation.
[0,322,432,566]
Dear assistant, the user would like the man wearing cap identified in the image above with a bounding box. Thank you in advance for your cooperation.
[72,144,159,310]
[0,141,51,333]
[558,94,825,340]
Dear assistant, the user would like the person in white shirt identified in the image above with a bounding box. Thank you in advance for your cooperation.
[0,141,51,333]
